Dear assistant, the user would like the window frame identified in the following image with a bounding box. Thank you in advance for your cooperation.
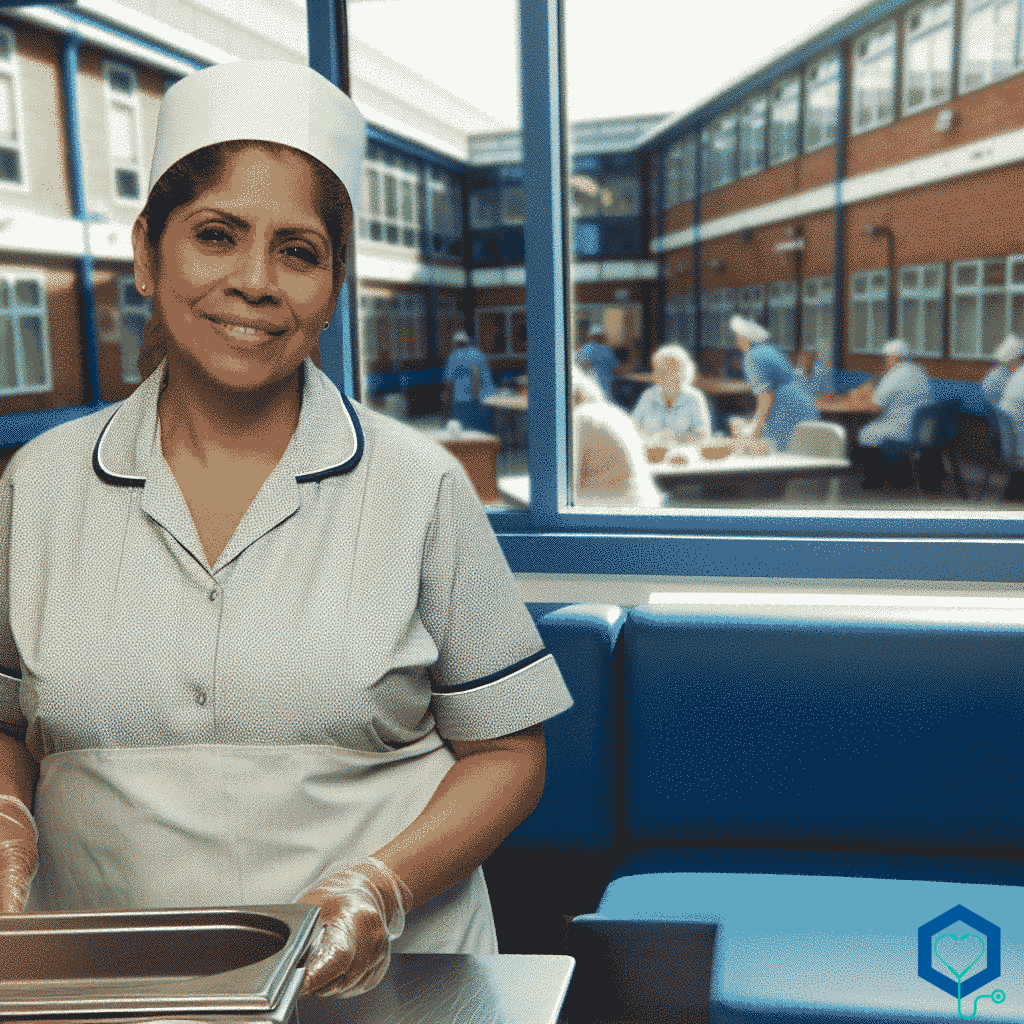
[306,0,1024,582]
[0,271,54,396]
[958,0,1023,94]
[662,134,696,208]
[767,74,801,167]
[700,111,738,194]
[897,263,945,358]
[102,59,145,206]
[0,24,27,192]
[737,94,767,178]
[800,275,835,357]
[662,292,696,351]
[360,145,422,251]
[802,50,840,153]
[850,20,898,135]
[950,255,1024,360]
[901,0,955,116]
[848,268,891,355]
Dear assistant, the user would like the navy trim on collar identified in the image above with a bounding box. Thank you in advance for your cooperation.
[92,406,146,488]
[295,389,365,483]
[431,649,552,694]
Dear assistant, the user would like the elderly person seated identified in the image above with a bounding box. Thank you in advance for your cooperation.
[982,333,1024,407]
[854,339,935,491]
[630,345,713,458]
[572,369,661,508]
[997,357,1024,499]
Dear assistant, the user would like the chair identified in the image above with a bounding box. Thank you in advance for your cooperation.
[907,399,967,497]
[979,404,1023,499]
[785,420,847,501]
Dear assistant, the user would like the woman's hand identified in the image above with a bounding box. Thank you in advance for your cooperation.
[0,794,37,914]
[295,857,412,999]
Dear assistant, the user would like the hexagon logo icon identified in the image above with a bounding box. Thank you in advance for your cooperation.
[919,904,1006,1016]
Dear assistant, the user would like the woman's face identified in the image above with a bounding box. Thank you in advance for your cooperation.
[133,145,344,395]
[653,360,681,395]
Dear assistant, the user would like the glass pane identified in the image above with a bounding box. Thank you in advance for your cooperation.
[981,292,1006,355]
[501,184,524,225]
[18,315,45,386]
[902,298,922,350]
[769,77,800,165]
[0,314,14,389]
[365,168,380,217]
[0,280,7,307]
[1012,294,1024,338]
[15,279,38,306]
[384,174,398,220]
[956,263,978,287]
[738,96,766,176]
[923,298,944,354]
[108,102,137,163]
[953,295,979,356]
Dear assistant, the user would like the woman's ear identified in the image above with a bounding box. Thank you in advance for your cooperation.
[131,216,155,295]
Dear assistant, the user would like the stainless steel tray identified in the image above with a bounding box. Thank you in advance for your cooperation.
[0,905,319,1019]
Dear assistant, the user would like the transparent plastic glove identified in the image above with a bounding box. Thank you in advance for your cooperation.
[295,857,413,999]
[0,794,38,914]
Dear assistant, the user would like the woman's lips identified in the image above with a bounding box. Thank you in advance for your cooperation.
[208,318,286,344]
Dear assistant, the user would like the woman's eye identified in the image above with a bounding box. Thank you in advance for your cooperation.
[286,245,320,266]
[197,226,232,243]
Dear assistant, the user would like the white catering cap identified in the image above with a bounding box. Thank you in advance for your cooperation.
[882,339,910,358]
[729,315,771,344]
[995,333,1024,362]
[147,60,366,213]
[451,330,471,345]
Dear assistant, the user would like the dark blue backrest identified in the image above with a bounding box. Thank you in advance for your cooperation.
[503,603,626,853]
[622,604,1024,856]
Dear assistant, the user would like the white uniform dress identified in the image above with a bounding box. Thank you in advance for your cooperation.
[0,358,573,950]
[982,364,1013,406]
[857,361,934,447]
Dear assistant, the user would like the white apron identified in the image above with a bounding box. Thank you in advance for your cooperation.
[27,738,497,954]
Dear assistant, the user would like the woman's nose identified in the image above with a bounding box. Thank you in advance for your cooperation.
[228,240,278,299]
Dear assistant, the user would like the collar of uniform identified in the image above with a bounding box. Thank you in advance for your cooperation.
[92,357,364,487]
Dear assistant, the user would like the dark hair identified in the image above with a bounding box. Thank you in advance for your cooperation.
[137,139,352,379]
[142,139,351,284]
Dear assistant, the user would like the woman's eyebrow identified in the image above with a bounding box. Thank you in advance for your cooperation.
[191,207,328,240]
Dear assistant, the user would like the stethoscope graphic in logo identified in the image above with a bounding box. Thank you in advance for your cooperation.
[919,906,1007,1019]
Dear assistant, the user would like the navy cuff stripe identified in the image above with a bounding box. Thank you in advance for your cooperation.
[432,649,551,694]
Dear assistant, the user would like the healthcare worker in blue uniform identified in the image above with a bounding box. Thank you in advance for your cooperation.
[442,329,496,434]
[855,339,935,490]
[0,60,573,1000]
[574,323,619,397]
[982,333,1024,407]
[729,315,818,453]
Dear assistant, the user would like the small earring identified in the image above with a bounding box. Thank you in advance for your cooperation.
[139,283,146,292]
[324,321,329,329]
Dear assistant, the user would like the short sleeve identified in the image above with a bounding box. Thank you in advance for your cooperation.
[744,346,789,394]
[418,464,573,742]
[0,467,25,736]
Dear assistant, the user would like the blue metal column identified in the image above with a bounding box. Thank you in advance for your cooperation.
[307,0,357,399]
[519,0,570,523]
[60,35,102,408]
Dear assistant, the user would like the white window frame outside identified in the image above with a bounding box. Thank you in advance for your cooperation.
[102,60,145,207]
[360,149,421,251]
[959,0,1022,94]
[0,271,54,395]
[0,25,28,192]
[768,75,801,167]
[803,51,841,153]
[737,95,767,178]
[851,21,897,135]
[700,112,737,194]
[897,263,945,358]
[116,275,151,385]
[950,255,1024,360]
[801,276,835,360]
[700,287,737,350]
[902,0,955,115]
[849,269,890,355]
[663,293,696,350]
[662,135,696,208]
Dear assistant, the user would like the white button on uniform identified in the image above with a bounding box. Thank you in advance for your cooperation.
[209,589,220,602]
[195,690,208,706]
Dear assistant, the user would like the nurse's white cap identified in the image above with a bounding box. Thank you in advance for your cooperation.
[452,330,471,345]
[729,315,770,344]
[147,60,366,213]
[995,333,1024,362]
[882,339,910,358]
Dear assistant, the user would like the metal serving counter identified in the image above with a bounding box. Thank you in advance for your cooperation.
[294,954,575,1024]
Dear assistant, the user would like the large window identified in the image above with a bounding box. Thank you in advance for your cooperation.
[737,96,767,178]
[898,264,945,357]
[766,280,796,351]
[960,0,1022,93]
[662,135,696,207]
[950,256,1024,359]
[768,76,801,166]
[103,61,144,203]
[361,145,421,250]
[801,276,835,358]
[427,167,463,261]
[663,293,696,350]
[0,273,52,395]
[700,288,737,349]
[359,289,428,371]
[803,51,840,152]
[0,26,25,187]
[701,113,737,193]
[851,22,897,134]
[849,269,890,355]
[902,0,954,114]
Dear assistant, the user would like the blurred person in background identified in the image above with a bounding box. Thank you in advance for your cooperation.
[997,353,1024,499]
[574,322,619,397]
[981,334,1024,407]
[630,344,713,458]
[442,329,496,433]
[793,346,833,397]
[854,339,935,491]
